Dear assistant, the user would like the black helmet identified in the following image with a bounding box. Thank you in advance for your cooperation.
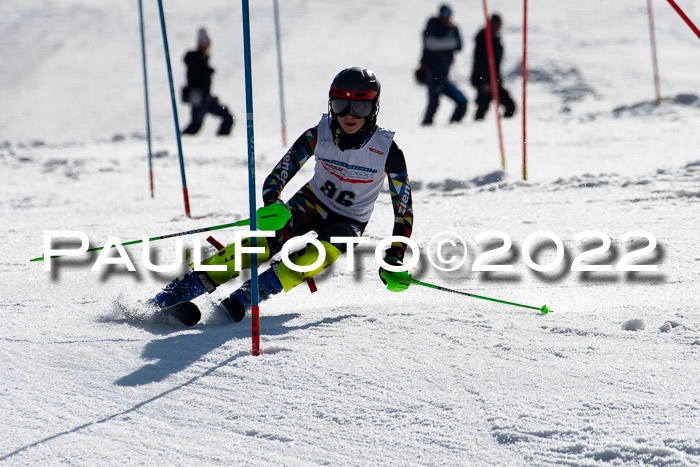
[329,67,381,128]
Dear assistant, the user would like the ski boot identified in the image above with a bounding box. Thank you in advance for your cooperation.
[219,266,283,322]
[153,271,217,309]
[151,236,273,309]
[219,240,343,322]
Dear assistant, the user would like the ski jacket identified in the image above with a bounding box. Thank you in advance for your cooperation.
[471,28,504,87]
[184,49,214,95]
[263,115,413,256]
[421,16,462,78]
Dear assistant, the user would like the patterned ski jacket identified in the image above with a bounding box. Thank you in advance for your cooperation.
[263,115,414,260]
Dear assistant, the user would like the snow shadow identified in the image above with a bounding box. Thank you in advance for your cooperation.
[244,312,361,337]
[115,330,238,386]
[115,313,359,387]
[0,350,249,463]
[507,61,597,105]
[413,170,505,192]
[612,93,700,118]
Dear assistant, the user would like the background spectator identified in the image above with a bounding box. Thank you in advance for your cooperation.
[418,4,468,125]
[470,14,516,120]
[181,28,234,136]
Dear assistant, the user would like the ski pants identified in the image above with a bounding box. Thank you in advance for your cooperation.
[183,90,234,135]
[422,70,468,125]
[474,84,516,120]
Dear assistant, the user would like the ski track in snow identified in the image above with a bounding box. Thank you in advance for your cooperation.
[2,0,700,465]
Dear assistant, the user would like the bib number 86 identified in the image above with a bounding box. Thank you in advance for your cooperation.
[320,180,355,207]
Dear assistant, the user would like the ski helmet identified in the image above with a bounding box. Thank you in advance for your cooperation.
[329,67,381,128]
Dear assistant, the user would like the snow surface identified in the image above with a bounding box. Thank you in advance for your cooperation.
[2,0,700,465]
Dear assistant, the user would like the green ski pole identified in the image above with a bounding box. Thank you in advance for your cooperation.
[411,279,552,314]
[30,203,291,262]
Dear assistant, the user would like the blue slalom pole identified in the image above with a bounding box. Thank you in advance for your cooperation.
[137,0,154,198]
[273,0,288,146]
[156,0,191,217]
[241,0,261,355]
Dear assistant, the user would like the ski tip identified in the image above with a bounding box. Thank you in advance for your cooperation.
[219,297,246,323]
[162,301,201,327]
[179,302,202,326]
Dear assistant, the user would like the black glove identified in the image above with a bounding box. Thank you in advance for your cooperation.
[263,195,282,207]
[415,63,428,85]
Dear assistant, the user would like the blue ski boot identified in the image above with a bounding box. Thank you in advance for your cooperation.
[153,271,217,308]
[219,265,283,322]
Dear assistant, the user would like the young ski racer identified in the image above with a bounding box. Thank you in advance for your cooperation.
[150,67,414,323]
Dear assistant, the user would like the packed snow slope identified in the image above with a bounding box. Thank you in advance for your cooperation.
[1,0,700,465]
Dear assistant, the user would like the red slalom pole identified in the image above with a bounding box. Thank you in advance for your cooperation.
[665,0,700,40]
[251,306,260,356]
[481,0,506,169]
[522,0,528,180]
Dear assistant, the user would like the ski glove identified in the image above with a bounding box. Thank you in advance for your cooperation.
[255,202,291,231]
[379,256,412,293]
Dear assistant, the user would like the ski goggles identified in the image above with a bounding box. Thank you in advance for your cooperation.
[330,99,373,118]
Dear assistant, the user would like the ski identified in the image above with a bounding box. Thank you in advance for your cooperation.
[156,301,202,327]
[219,297,247,323]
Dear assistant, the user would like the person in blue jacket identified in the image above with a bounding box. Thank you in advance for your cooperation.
[418,4,468,125]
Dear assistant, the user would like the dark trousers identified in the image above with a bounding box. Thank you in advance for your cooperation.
[183,90,234,135]
[422,71,468,125]
[474,84,515,120]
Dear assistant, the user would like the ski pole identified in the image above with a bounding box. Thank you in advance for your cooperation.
[411,279,552,314]
[137,0,155,197]
[156,0,191,217]
[30,203,291,262]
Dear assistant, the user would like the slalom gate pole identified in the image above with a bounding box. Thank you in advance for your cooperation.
[273,0,288,147]
[29,203,291,262]
[522,0,528,180]
[156,0,191,217]
[665,0,700,40]
[481,0,506,170]
[647,0,662,106]
[411,279,552,314]
[241,0,261,356]
[137,0,155,197]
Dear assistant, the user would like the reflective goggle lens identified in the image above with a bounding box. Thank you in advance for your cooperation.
[331,99,373,118]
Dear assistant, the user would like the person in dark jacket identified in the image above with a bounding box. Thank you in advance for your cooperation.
[181,28,234,136]
[419,4,468,125]
[470,14,516,120]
